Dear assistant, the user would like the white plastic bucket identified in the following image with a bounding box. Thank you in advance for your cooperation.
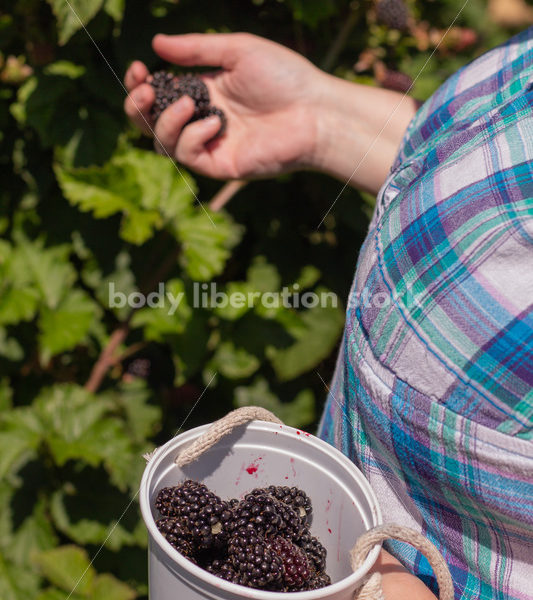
[140,420,382,600]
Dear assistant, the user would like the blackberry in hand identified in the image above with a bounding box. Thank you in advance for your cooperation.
[146,70,227,138]
[376,0,409,31]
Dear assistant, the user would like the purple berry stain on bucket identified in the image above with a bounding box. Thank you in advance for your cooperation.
[154,480,332,592]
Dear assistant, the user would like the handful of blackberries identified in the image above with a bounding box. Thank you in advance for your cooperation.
[155,480,332,592]
[147,71,227,137]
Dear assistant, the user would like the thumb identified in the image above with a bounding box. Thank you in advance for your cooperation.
[152,33,246,69]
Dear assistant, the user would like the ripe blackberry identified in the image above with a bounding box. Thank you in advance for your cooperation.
[126,357,150,379]
[156,517,196,563]
[254,485,313,523]
[298,532,327,572]
[376,0,409,31]
[206,559,242,585]
[306,571,332,591]
[156,481,231,550]
[228,529,283,589]
[147,71,209,121]
[268,536,311,590]
[240,491,305,540]
[230,494,283,537]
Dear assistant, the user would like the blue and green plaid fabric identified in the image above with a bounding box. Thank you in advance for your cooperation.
[319,27,533,599]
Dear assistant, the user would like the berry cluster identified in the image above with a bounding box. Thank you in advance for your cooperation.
[376,0,409,31]
[154,481,331,592]
[146,71,227,137]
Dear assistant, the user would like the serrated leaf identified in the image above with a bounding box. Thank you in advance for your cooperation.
[110,380,161,443]
[46,0,105,45]
[0,553,41,600]
[268,289,344,380]
[39,289,100,360]
[212,341,260,379]
[213,281,257,321]
[177,210,242,281]
[33,545,94,595]
[55,148,195,244]
[104,0,125,21]
[50,485,146,551]
[235,379,315,427]
[246,257,281,294]
[11,237,76,309]
[113,148,196,219]
[10,498,58,568]
[92,574,137,600]
[34,384,133,488]
[0,286,39,326]
[37,589,86,600]
[130,279,191,341]
[0,430,39,479]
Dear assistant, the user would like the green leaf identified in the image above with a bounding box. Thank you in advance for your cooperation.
[33,545,94,595]
[50,485,146,551]
[0,329,24,361]
[268,289,344,381]
[92,574,136,600]
[46,0,105,45]
[0,379,12,411]
[34,385,134,489]
[176,210,242,281]
[0,430,39,479]
[110,380,161,444]
[235,379,315,428]
[104,0,126,22]
[10,498,58,568]
[0,554,41,600]
[246,257,281,294]
[130,279,191,341]
[211,341,260,380]
[0,286,39,326]
[37,589,86,600]
[11,237,76,309]
[285,0,337,27]
[55,148,196,244]
[213,281,257,321]
[39,289,100,360]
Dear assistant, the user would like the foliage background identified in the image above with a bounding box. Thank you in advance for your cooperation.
[0,0,528,597]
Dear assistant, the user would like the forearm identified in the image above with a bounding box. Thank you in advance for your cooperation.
[309,73,421,195]
[372,550,438,600]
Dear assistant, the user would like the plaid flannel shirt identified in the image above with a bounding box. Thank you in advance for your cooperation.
[319,27,533,600]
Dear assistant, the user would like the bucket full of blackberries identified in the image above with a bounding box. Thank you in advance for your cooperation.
[140,420,382,600]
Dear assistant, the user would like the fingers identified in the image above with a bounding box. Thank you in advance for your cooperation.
[174,115,227,175]
[124,60,149,91]
[153,95,196,155]
[152,33,250,69]
[124,82,155,136]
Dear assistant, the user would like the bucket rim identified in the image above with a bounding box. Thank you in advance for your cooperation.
[140,420,383,599]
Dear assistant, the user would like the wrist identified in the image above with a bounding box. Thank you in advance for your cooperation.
[306,73,419,194]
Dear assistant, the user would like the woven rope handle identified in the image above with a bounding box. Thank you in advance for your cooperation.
[175,407,283,467]
[157,407,454,600]
[351,524,455,600]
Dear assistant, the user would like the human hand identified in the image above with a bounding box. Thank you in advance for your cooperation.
[124,33,326,180]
